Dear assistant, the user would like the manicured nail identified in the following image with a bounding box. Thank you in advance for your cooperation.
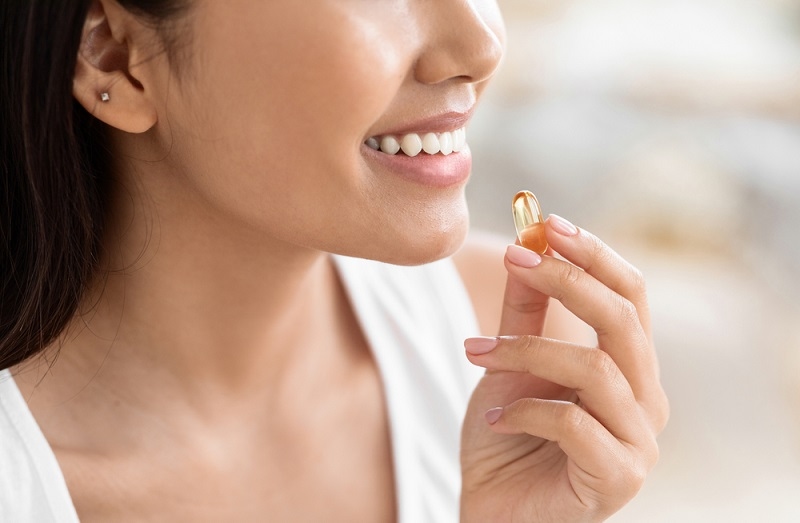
[464,337,499,355]
[548,214,579,236]
[506,244,542,268]
[485,407,504,425]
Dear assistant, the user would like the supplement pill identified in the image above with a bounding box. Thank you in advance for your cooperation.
[512,190,548,254]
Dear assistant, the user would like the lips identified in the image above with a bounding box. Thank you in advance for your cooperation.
[361,109,474,188]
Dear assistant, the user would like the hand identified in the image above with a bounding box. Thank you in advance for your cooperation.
[460,215,669,523]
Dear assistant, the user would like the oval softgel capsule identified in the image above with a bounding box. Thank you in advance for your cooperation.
[512,190,548,255]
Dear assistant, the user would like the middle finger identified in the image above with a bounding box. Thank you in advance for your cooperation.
[465,335,646,446]
[504,247,652,400]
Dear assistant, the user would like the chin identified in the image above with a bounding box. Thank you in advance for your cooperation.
[320,188,470,265]
[371,214,470,267]
[389,197,471,265]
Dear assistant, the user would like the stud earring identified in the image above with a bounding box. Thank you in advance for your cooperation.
[100,92,110,102]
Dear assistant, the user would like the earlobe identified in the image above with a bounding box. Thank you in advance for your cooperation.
[72,0,158,134]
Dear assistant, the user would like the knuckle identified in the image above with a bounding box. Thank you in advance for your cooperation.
[616,297,640,329]
[518,335,538,354]
[628,462,649,494]
[558,263,583,291]
[556,403,588,437]
[505,398,536,427]
[518,336,541,373]
[584,349,618,382]
[632,425,661,472]
[507,297,548,316]
[613,455,649,501]
[645,439,661,470]
[626,265,650,306]
[629,266,647,294]
[588,233,608,262]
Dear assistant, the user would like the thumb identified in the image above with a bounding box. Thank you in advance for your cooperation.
[498,244,550,336]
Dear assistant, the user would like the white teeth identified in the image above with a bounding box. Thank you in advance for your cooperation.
[453,128,466,153]
[400,134,423,157]
[421,133,440,155]
[380,136,401,155]
[366,128,467,156]
[439,132,453,155]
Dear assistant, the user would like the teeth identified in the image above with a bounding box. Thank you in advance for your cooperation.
[380,136,401,155]
[453,128,466,153]
[439,132,453,155]
[400,134,423,157]
[365,128,467,156]
[421,133,440,155]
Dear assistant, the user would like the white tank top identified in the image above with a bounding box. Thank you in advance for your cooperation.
[0,256,484,522]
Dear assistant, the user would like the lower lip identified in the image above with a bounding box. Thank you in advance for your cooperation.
[361,144,472,188]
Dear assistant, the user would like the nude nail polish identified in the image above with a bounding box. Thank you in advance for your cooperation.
[464,337,499,355]
[506,244,542,268]
[485,407,503,425]
[548,214,578,236]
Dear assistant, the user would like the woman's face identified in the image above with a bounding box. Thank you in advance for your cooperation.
[138,0,505,265]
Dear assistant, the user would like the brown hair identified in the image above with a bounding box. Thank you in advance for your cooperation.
[0,0,187,370]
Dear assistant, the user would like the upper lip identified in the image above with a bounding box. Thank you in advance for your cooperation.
[368,108,475,138]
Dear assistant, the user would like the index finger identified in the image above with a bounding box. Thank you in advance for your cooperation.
[545,215,652,341]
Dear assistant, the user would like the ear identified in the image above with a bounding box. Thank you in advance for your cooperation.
[73,0,158,133]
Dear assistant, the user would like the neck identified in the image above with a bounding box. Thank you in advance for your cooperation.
[49,171,356,406]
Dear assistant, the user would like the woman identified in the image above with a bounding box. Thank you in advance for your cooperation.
[0,0,668,521]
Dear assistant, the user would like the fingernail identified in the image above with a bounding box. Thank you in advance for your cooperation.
[485,407,504,425]
[506,244,542,268]
[464,337,499,355]
[548,214,579,236]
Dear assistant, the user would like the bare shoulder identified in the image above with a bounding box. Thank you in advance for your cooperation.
[453,231,597,345]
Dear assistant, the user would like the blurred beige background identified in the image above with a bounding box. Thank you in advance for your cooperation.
[467,0,800,520]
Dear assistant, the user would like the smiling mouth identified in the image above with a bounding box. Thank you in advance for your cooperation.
[364,128,467,157]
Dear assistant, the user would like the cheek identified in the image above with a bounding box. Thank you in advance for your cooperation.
[159,2,469,262]
[173,5,402,205]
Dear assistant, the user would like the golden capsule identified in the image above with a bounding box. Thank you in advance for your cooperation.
[512,190,548,255]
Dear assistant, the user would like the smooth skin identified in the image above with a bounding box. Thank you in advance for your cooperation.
[456,217,668,522]
[12,0,667,521]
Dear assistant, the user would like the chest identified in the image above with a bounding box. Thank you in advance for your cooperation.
[58,371,396,522]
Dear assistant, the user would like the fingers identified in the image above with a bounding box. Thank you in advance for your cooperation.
[465,334,661,505]
[497,245,550,338]
[546,215,652,340]
[501,216,668,432]
[465,335,645,446]
[503,246,653,398]
[486,398,656,501]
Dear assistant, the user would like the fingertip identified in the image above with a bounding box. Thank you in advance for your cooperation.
[464,336,499,355]
[506,244,542,268]
[547,214,579,237]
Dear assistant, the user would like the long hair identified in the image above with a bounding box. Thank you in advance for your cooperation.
[0,0,186,370]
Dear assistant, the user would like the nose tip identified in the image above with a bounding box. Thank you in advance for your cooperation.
[414,0,505,85]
